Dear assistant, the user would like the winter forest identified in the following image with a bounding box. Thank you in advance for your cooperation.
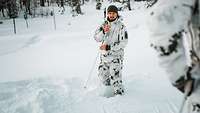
[0,0,200,113]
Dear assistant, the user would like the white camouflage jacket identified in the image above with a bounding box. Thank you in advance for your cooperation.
[94,17,128,59]
[94,18,128,62]
[148,0,200,84]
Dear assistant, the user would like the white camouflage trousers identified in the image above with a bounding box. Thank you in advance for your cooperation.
[98,50,124,95]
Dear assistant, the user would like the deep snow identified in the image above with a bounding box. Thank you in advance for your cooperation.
[0,1,183,113]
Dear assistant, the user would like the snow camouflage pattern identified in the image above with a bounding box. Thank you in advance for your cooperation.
[94,17,128,96]
[148,0,200,112]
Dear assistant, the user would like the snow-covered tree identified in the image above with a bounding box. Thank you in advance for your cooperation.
[148,0,200,112]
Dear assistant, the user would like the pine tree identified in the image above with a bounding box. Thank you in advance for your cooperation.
[7,0,18,18]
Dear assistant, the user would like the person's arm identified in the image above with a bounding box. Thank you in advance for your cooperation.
[109,24,128,51]
[94,24,106,42]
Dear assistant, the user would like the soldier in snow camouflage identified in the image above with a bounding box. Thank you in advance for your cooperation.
[94,5,128,96]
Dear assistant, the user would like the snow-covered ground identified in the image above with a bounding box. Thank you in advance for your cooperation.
[0,2,183,113]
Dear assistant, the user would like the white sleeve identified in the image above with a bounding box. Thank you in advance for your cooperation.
[94,24,105,42]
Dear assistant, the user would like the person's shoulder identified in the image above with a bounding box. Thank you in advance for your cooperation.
[117,19,126,29]
[117,16,125,24]
[117,16,123,22]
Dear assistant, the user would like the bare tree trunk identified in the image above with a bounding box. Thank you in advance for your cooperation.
[75,0,82,14]
[0,0,7,17]
[1,9,5,17]
[32,0,37,17]
[26,0,32,15]
[40,0,45,7]
[82,0,84,5]
[127,0,131,10]
[61,0,64,7]
[56,0,60,7]
[47,0,50,6]
[19,0,23,9]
